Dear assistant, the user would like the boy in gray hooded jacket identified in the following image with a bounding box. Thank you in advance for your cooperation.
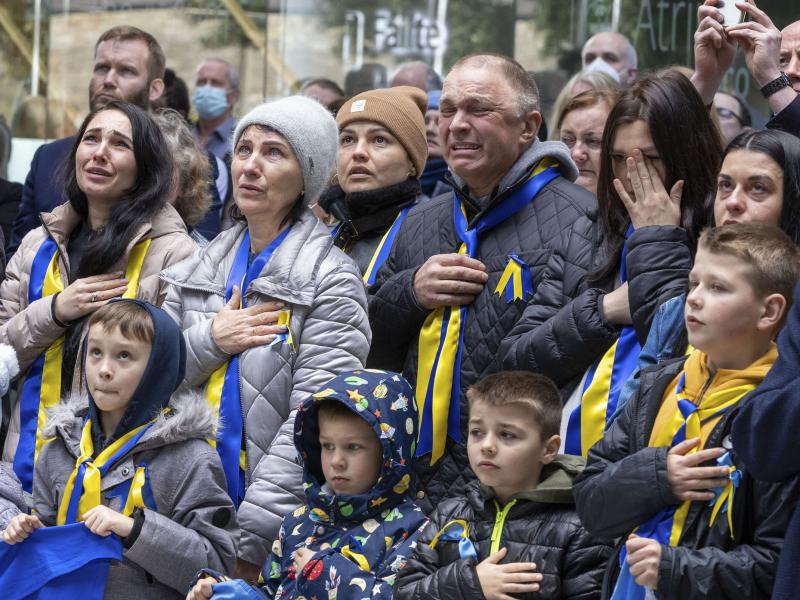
[2,300,238,599]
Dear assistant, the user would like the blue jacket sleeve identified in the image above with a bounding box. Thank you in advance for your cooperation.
[295,520,428,600]
[732,281,800,482]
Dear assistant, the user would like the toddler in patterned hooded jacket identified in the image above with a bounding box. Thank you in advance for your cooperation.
[188,369,428,600]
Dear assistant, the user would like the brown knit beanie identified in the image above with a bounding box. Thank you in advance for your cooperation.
[336,86,428,178]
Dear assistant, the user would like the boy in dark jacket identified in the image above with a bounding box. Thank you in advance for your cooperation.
[396,370,612,600]
[187,369,428,600]
[1,300,237,599]
[573,223,800,600]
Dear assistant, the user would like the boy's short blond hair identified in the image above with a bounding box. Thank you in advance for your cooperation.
[466,371,561,439]
[87,301,154,344]
[698,223,800,304]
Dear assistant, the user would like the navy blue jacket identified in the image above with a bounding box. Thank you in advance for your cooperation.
[732,281,800,600]
[767,95,800,139]
[9,136,74,256]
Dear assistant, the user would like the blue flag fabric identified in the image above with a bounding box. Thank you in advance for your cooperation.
[0,523,122,600]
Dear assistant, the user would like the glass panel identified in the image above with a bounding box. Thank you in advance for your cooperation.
[0,0,796,182]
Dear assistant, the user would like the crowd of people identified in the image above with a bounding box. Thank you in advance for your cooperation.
[0,0,798,598]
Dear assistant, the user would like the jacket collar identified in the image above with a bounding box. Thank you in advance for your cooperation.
[39,202,187,275]
[43,389,215,459]
[161,208,332,307]
[467,454,585,511]
[446,139,579,223]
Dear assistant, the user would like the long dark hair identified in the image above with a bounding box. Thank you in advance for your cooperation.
[64,100,172,277]
[594,69,722,281]
[723,129,800,244]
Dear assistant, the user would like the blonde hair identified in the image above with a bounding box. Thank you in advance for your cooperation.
[556,88,621,131]
[549,71,621,140]
[698,223,800,303]
[153,110,212,228]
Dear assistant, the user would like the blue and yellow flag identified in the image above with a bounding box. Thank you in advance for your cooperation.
[14,237,150,494]
[415,158,560,463]
[205,226,292,506]
[0,522,122,600]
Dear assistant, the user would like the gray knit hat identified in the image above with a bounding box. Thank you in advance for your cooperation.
[231,96,338,203]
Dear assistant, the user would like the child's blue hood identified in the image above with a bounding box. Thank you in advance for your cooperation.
[294,369,418,522]
[87,299,186,445]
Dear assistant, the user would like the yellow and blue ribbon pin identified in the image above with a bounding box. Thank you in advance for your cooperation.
[494,254,534,303]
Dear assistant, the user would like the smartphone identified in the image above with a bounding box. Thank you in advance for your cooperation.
[717,0,745,27]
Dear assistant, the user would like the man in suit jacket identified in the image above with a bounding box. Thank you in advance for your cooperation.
[8,25,165,256]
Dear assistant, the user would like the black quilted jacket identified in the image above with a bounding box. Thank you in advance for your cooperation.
[367,142,602,510]
[500,225,694,389]
[573,357,800,600]
[396,456,613,600]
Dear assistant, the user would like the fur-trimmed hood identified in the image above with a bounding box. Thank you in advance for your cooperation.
[42,390,215,457]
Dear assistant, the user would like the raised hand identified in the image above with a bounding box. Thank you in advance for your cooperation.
[614,149,683,229]
[691,0,737,103]
[727,1,783,87]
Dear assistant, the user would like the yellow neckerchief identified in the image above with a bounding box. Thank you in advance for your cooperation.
[649,344,777,546]
[57,412,162,525]
[650,345,776,449]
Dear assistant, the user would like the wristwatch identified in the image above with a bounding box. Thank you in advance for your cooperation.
[760,72,792,99]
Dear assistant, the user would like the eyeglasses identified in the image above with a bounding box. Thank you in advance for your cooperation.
[715,106,746,127]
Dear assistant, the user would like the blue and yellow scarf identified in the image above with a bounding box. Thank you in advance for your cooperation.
[14,236,150,493]
[57,415,160,525]
[204,226,292,506]
[565,225,641,457]
[415,158,560,463]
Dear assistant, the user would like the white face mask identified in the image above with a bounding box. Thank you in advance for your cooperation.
[584,57,622,82]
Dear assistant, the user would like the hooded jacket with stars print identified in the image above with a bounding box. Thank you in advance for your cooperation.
[249,369,428,600]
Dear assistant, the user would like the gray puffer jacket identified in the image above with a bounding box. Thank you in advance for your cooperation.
[160,209,371,567]
[33,392,238,600]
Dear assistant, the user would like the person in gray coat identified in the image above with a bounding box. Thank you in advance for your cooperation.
[161,95,371,580]
[3,300,237,599]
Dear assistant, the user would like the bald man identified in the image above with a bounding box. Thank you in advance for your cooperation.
[692,1,799,137]
[390,61,442,91]
[581,31,639,84]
